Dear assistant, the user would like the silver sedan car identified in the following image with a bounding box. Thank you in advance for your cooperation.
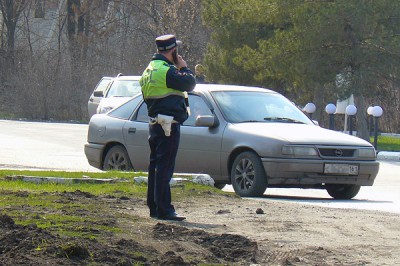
[85,84,379,199]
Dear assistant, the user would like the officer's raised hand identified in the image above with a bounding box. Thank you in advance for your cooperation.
[175,54,187,69]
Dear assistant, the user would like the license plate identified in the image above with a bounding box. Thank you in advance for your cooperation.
[324,163,359,175]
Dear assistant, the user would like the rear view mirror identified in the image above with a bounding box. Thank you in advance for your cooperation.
[93,91,104,97]
[195,115,218,128]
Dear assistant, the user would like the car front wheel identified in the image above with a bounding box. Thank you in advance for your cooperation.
[103,145,133,171]
[231,151,267,197]
[325,184,360,199]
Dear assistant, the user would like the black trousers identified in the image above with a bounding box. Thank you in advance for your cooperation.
[147,123,180,217]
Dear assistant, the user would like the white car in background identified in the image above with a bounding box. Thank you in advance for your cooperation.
[87,74,142,118]
[87,76,113,118]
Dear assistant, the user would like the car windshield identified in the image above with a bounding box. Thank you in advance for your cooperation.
[107,80,141,97]
[212,91,313,124]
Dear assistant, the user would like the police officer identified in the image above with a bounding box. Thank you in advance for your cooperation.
[140,34,196,221]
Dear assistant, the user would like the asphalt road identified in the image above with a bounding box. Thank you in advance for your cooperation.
[224,160,400,214]
[0,119,96,171]
[0,119,399,214]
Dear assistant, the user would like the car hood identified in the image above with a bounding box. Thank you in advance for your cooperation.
[232,122,372,146]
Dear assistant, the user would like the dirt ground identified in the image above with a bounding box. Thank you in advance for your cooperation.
[1,189,399,265]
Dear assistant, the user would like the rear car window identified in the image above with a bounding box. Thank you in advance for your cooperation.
[108,95,142,120]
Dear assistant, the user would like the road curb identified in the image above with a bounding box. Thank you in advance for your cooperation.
[4,175,125,184]
[4,174,216,186]
[377,151,400,161]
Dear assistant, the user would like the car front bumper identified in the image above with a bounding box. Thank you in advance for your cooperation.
[84,143,105,170]
[262,158,379,186]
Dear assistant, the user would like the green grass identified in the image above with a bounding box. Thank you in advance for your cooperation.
[0,169,145,179]
[0,178,147,196]
[0,169,227,197]
[370,135,400,151]
[0,169,231,240]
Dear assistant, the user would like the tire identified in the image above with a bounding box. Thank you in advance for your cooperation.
[103,145,133,171]
[230,151,267,197]
[326,184,360,199]
[214,183,226,190]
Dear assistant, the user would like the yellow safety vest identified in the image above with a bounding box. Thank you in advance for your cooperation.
[140,60,185,99]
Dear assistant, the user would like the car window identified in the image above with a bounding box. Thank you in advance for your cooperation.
[212,91,313,124]
[94,78,112,93]
[136,102,149,122]
[108,95,142,120]
[183,95,213,126]
[106,80,141,97]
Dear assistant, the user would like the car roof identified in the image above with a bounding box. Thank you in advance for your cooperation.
[193,83,276,94]
[113,75,141,81]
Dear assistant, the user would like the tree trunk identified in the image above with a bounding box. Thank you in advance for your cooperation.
[4,3,16,67]
[0,0,29,71]
[34,0,45,18]
[312,85,325,125]
[355,94,370,141]
[6,25,14,66]
[67,0,92,119]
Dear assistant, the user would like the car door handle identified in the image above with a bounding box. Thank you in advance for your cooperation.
[89,97,93,102]
[128,128,136,134]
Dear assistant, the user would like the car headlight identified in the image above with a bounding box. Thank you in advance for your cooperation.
[282,145,318,156]
[358,148,376,159]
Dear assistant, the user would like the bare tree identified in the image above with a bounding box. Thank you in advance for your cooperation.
[65,0,92,117]
[34,0,45,18]
[0,0,30,67]
[0,0,30,117]
[161,0,209,68]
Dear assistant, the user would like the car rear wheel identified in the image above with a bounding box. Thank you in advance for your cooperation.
[325,184,360,199]
[231,151,267,197]
[103,145,133,171]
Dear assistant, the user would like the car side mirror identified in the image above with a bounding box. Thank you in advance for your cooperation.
[312,120,319,126]
[93,91,104,97]
[195,115,218,128]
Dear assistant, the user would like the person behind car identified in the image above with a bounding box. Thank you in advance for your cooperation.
[194,64,207,84]
[140,34,196,221]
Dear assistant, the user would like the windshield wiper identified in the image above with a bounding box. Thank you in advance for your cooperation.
[240,120,262,123]
[263,117,305,124]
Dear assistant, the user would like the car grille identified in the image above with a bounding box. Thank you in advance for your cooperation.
[318,148,355,158]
